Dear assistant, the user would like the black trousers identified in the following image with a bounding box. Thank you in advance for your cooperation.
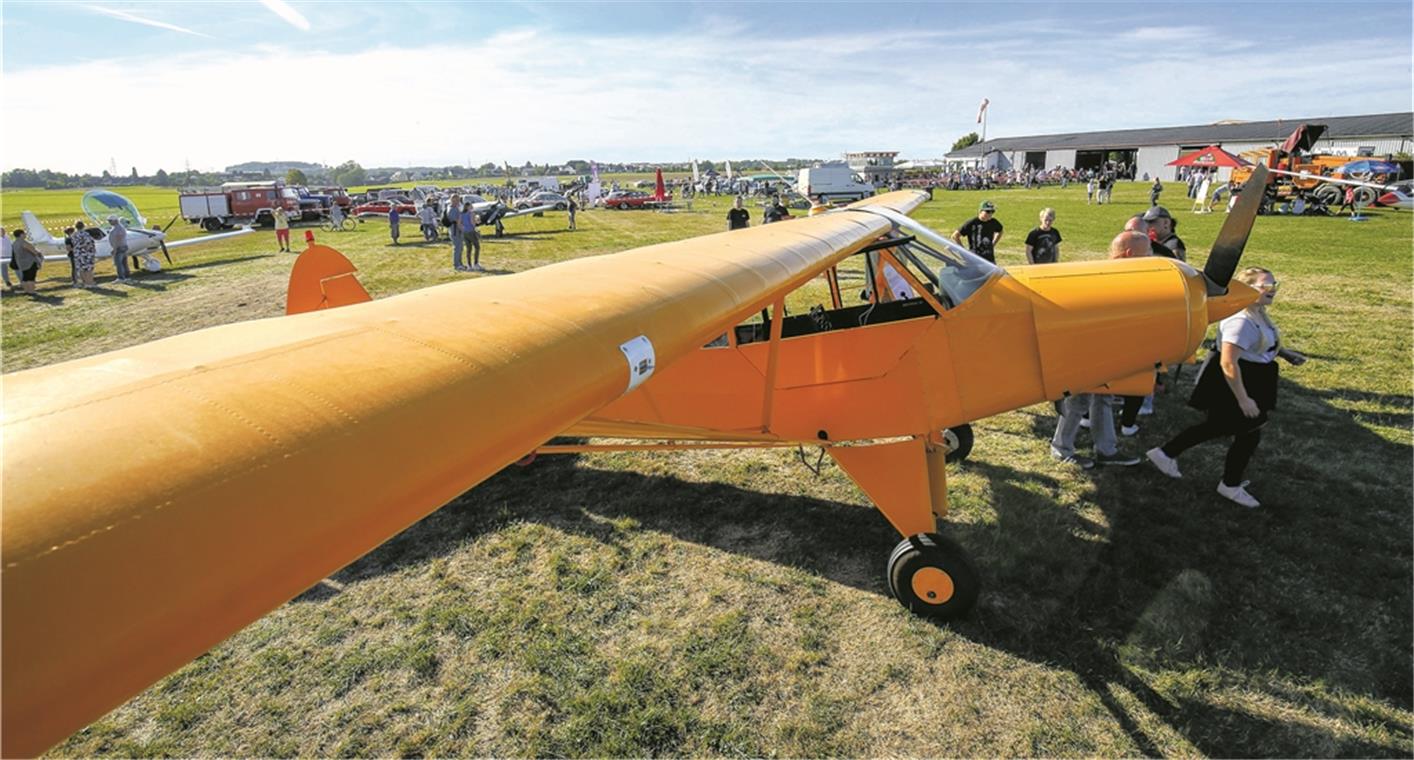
[1161,414,1266,487]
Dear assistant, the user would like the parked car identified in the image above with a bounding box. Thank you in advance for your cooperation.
[599,190,667,209]
[351,199,417,216]
[515,191,568,211]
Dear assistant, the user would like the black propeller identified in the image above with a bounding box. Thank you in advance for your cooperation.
[1202,164,1268,295]
[161,214,179,233]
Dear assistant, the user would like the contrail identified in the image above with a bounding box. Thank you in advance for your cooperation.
[260,0,311,31]
[82,5,211,37]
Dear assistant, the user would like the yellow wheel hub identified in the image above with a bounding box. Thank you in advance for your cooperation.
[911,567,955,604]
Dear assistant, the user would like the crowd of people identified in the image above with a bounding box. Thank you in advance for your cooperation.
[3,216,135,295]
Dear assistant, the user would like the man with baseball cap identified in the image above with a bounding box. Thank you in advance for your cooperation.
[952,200,1004,263]
[1142,205,1186,261]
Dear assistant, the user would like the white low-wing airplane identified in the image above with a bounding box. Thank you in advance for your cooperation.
[5,190,253,273]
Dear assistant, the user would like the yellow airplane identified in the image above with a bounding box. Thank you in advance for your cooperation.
[0,167,1268,756]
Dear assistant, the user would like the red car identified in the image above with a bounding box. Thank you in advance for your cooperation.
[351,199,417,216]
[599,190,671,209]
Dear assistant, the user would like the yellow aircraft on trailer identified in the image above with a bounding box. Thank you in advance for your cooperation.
[1,167,1270,757]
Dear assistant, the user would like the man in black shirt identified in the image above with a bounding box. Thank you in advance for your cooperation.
[1142,205,1186,261]
[952,200,1003,262]
[1124,215,1175,258]
[727,196,750,230]
[763,195,790,224]
[1023,207,1062,264]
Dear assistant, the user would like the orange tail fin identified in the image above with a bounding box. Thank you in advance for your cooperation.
[285,244,373,315]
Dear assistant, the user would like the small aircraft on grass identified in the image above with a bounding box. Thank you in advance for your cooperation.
[1,169,1272,756]
[5,189,252,273]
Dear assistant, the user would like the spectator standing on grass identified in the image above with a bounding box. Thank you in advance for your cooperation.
[1143,206,1186,261]
[1147,267,1306,508]
[71,221,97,288]
[1049,232,1152,469]
[1023,207,1062,264]
[1,231,13,290]
[1086,176,1096,204]
[272,206,291,252]
[418,202,437,241]
[727,196,750,230]
[107,216,131,282]
[1150,177,1163,207]
[952,200,1003,263]
[388,205,401,245]
[764,195,790,224]
[459,202,483,272]
[446,194,464,270]
[567,196,577,230]
[10,229,44,296]
[1124,215,1175,259]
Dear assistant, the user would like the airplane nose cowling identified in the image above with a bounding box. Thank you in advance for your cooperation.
[1008,258,1209,400]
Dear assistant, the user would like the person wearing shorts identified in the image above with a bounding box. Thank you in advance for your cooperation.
[273,207,291,252]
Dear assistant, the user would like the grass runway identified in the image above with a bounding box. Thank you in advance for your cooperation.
[2,180,1411,756]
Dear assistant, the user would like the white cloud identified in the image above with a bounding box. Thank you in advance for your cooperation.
[81,4,211,38]
[259,0,310,31]
[2,23,1408,174]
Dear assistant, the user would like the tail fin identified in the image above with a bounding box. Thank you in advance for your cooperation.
[1202,164,1268,294]
[21,212,56,244]
[286,244,373,315]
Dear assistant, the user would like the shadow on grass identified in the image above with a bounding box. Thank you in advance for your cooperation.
[170,254,276,271]
[323,379,1410,756]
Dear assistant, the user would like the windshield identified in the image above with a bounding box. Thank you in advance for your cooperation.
[81,189,145,228]
[862,207,999,307]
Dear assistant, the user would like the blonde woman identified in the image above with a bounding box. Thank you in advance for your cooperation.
[1147,267,1307,507]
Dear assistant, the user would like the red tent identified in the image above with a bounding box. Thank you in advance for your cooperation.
[1167,145,1251,168]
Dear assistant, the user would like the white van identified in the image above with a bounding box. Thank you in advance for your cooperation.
[797,165,876,202]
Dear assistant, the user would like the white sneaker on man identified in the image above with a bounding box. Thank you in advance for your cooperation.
[1121,424,1140,437]
[1145,447,1182,478]
[1217,481,1261,508]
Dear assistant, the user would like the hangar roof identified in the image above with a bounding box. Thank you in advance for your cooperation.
[946,112,1412,157]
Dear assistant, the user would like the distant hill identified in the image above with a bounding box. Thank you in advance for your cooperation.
[225,161,325,174]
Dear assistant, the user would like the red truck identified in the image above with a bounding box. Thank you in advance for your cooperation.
[179,181,304,231]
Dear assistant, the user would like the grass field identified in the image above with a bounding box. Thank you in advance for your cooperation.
[3,180,1411,757]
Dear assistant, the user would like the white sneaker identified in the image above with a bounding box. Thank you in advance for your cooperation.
[1138,403,1154,416]
[1121,424,1140,437]
[1146,447,1182,478]
[1217,481,1261,508]
[1079,416,1091,429]
[454,265,469,271]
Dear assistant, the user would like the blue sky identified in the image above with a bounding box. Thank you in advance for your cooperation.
[3,1,1410,173]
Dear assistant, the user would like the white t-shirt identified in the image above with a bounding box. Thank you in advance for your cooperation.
[1219,311,1278,364]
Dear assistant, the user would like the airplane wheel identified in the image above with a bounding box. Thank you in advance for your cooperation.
[887,533,978,621]
[942,424,973,464]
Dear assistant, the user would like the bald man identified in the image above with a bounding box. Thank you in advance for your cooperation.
[1122,216,1175,258]
[1109,230,1152,259]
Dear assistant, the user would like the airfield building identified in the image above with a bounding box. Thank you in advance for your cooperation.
[844,151,900,185]
[944,111,1413,180]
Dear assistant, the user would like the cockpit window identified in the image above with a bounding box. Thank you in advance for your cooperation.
[863,207,999,307]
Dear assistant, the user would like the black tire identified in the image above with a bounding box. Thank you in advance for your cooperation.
[942,424,974,464]
[618,202,630,210]
[320,220,335,232]
[1313,184,1342,205]
[340,218,357,232]
[887,533,979,621]
[201,217,222,232]
[555,203,567,211]
[1354,186,1377,207]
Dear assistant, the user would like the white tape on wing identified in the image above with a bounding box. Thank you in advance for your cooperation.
[619,335,656,393]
